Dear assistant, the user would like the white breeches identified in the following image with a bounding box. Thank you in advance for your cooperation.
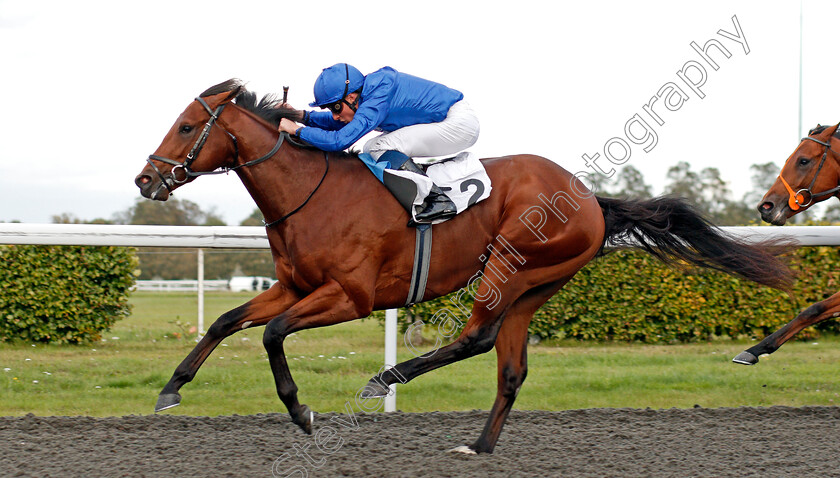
[363,100,480,160]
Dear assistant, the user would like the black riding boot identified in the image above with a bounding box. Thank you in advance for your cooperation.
[395,156,457,226]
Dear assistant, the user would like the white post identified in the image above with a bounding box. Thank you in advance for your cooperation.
[197,248,205,338]
[384,308,398,412]
[798,0,804,139]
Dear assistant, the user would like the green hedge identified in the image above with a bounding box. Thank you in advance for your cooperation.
[399,247,840,344]
[0,245,138,344]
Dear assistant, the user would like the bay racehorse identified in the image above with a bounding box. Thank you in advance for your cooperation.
[136,79,794,454]
[734,123,840,365]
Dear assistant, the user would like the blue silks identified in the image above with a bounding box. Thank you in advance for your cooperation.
[357,153,388,182]
[357,151,412,183]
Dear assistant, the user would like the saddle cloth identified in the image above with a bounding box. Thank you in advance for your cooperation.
[360,152,493,224]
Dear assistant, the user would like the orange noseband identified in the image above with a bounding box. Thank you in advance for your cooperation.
[778,174,806,211]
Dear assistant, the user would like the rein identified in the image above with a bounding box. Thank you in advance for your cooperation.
[778,129,840,211]
[263,152,329,228]
[146,96,329,227]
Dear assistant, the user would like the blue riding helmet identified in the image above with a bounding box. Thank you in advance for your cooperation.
[309,63,365,107]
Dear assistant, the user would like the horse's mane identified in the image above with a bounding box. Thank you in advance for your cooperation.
[199,78,303,128]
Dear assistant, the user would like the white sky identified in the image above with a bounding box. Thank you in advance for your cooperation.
[1,0,839,224]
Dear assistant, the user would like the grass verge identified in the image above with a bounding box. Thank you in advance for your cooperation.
[1,291,838,417]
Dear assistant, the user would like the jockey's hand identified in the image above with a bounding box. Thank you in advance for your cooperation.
[278,118,300,134]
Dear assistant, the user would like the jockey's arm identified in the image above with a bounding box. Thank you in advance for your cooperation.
[296,111,377,151]
[296,89,391,151]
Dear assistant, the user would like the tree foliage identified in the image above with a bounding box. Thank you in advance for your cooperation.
[593,161,789,226]
[240,208,265,227]
[744,162,781,206]
[113,197,225,226]
[51,213,113,225]
[592,166,653,199]
[660,161,756,226]
[109,199,274,280]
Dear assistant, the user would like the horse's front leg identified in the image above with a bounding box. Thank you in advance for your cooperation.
[155,282,300,412]
[733,290,840,365]
[262,280,369,434]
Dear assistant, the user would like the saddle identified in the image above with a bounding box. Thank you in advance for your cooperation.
[357,151,493,305]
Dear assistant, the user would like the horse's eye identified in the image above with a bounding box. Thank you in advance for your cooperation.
[798,158,811,166]
[179,125,194,134]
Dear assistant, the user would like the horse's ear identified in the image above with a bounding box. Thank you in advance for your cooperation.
[809,124,826,136]
[221,84,243,105]
[199,79,245,104]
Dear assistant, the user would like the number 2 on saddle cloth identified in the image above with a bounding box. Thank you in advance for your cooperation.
[357,151,492,224]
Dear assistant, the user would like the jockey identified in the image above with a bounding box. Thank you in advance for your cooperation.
[278,63,480,225]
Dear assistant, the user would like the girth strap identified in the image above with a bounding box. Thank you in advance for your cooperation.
[406,224,433,306]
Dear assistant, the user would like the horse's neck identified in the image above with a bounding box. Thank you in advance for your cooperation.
[224,108,375,229]
[231,128,328,226]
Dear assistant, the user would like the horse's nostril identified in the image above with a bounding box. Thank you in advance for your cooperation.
[759,202,773,211]
[135,175,151,187]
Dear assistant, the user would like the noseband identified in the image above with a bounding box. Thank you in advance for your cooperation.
[778,129,840,211]
[145,97,284,196]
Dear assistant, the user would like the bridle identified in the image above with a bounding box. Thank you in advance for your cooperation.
[146,97,283,193]
[778,126,840,211]
[145,96,329,227]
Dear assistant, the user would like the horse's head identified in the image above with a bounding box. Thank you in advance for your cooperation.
[135,79,245,201]
[758,123,840,225]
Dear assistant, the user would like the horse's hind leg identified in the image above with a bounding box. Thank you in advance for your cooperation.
[364,240,593,395]
[733,290,840,365]
[155,283,299,412]
[453,280,567,455]
[262,280,368,434]
[363,277,516,397]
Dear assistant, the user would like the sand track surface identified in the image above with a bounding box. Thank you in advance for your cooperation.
[2,407,839,477]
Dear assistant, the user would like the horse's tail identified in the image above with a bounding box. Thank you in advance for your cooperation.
[596,195,796,291]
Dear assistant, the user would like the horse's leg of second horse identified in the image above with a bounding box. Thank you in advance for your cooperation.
[155,283,300,412]
[733,290,840,365]
[262,280,368,434]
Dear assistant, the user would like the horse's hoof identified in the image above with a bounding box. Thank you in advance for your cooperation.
[732,351,758,365]
[293,405,314,435]
[359,380,390,399]
[448,445,477,455]
[155,393,182,412]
